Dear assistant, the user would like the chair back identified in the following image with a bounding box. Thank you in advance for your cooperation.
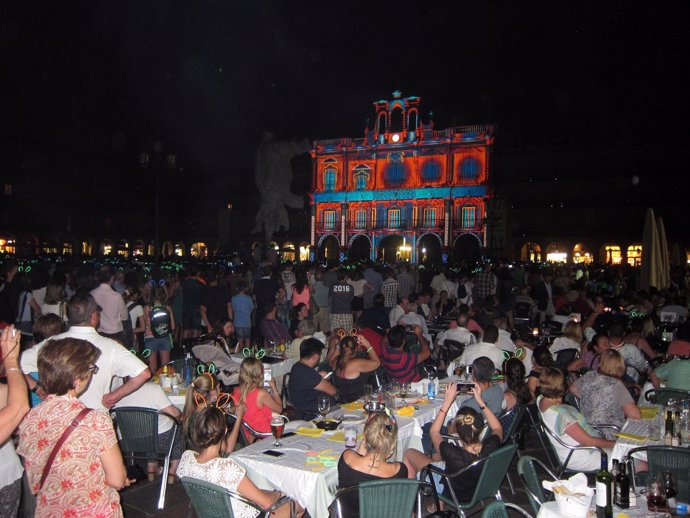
[644,388,690,406]
[358,478,424,518]
[280,372,292,408]
[553,348,579,372]
[181,477,266,518]
[110,407,166,457]
[481,500,535,518]
[626,446,690,502]
[443,339,466,362]
[499,405,526,445]
[563,392,580,410]
[517,456,557,515]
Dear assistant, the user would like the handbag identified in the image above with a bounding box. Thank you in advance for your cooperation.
[38,408,91,491]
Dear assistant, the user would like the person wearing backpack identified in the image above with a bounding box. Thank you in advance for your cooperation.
[143,286,176,374]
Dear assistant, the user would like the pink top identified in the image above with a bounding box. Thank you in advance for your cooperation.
[291,285,311,308]
[232,387,272,433]
[18,395,122,518]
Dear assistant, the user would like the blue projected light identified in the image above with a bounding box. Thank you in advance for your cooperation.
[313,185,486,203]
[422,160,442,181]
[460,157,480,180]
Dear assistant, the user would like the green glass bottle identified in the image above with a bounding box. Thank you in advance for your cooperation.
[596,452,613,518]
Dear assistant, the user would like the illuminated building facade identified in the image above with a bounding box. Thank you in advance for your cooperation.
[310,91,494,263]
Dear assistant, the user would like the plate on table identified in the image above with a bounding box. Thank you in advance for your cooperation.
[338,414,365,429]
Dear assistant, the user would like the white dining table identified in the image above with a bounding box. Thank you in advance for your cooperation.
[537,497,651,518]
[610,406,663,468]
[230,389,472,518]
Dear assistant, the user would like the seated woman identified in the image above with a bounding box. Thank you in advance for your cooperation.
[177,405,298,518]
[527,346,554,400]
[503,357,533,410]
[550,321,584,356]
[182,373,219,449]
[338,413,408,518]
[435,290,456,318]
[624,316,661,360]
[403,383,503,504]
[567,333,610,374]
[208,317,238,356]
[231,357,282,441]
[288,302,309,339]
[569,350,641,438]
[538,367,615,471]
[332,334,380,403]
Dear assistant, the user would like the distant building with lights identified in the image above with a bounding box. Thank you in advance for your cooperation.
[310,91,495,263]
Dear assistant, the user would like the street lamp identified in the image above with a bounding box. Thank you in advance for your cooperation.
[139,142,177,267]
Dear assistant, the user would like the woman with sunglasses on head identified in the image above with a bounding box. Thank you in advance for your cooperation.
[177,404,300,518]
[403,383,503,504]
[18,337,132,518]
[231,357,282,442]
[337,413,408,518]
[182,373,220,449]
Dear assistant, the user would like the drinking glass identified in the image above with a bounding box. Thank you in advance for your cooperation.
[270,416,287,447]
[662,471,677,508]
[317,395,331,421]
[400,383,410,400]
[455,363,466,378]
[646,475,666,517]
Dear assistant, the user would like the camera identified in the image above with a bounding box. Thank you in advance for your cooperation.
[405,325,416,333]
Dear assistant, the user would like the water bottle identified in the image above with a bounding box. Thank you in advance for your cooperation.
[183,352,193,386]
[427,380,436,400]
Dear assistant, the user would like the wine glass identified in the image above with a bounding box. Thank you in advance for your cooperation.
[400,383,409,400]
[646,475,666,517]
[317,395,331,421]
[270,416,287,447]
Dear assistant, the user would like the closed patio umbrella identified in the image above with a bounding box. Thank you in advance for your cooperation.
[640,208,662,291]
[656,216,670,290]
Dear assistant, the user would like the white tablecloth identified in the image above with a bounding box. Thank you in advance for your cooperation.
[538,498,650,518]
[610,408,663,467]
[231,390,472,518]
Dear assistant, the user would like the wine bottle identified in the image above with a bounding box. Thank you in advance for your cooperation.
[614,460,630,509]
[596,452,613,518]
[665,410,674,445]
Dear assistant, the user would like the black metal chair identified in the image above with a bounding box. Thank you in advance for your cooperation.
[110,407,180,510]
[644,388,690,406]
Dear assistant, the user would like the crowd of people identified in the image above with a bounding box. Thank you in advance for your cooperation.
[0,254,689,516]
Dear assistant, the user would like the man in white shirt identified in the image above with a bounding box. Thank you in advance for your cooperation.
[388,297,408,328]
[398,302,431,343]
[457,325,506,370]
[435,313,477,347]
[91,265,128,343]
[21,293,150,412]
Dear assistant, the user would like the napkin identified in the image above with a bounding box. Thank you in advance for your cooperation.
[341,402,364,412]
[614,432,647,442]
[295,427,324,437]
[543,473,594,518]
[639,407,658,419]
[410,379,427,394]
[327,431,346,442]
[396,406,415,417]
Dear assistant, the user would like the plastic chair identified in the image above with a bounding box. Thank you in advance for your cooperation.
[535,411,604,477]
[442,339,467,363]
[181,476,295,518]
[623,446,690,502]
[498,405,526,494]
[517,455,558,516]
[644,388,690,406]
[421,443,519,518]
[331,478,428,518]
[110,407,180,510]
[481,500,534,518]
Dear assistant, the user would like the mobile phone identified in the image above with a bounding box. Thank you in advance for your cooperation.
[405,325,415,333]
[263,369,272,386]
[282,432,296,439]
[457,383,474,393]
[323,371,334,380]
[263,450,285,457]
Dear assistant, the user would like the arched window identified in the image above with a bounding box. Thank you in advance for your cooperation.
[407,110,418,130]
[377,113,387,133]
[459,157,480,180]
[627,244,642,266]
[390,107,403,132]
[323,168,337,191]
[385,163,405,187]
[422,160,442,182]
[353,165,371,190]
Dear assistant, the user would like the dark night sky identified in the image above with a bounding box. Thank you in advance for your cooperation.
[2,2,689,208]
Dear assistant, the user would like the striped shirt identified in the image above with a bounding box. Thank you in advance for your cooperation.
[381,347,420,383]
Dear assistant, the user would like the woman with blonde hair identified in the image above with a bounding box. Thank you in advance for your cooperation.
[550,320,584,356]
[569,349,641,438]
[332,334,380,403]
[539,367,615,470]
[337,413,408,518]
[624,316,661,360]
[231,357,282,440]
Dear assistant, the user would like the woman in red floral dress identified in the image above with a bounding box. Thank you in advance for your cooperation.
[18,337,131,518]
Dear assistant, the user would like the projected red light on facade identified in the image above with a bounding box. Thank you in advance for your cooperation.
[310,91,494,264]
